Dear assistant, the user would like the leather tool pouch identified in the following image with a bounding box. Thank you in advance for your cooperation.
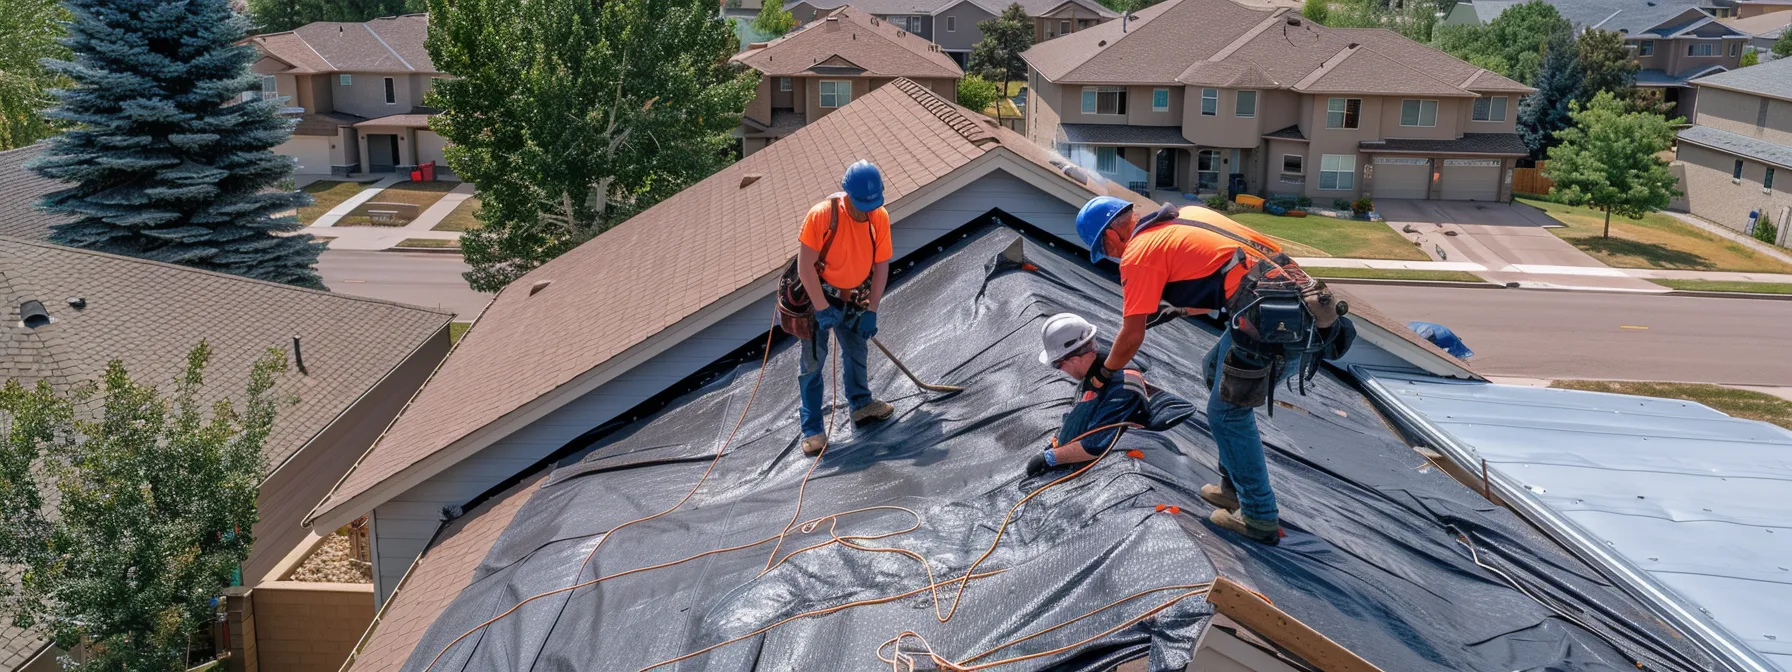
[1218,351,1273,408]
[776,198,844,340]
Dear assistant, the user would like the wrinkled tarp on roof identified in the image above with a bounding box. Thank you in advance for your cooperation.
[398,225,1713,671]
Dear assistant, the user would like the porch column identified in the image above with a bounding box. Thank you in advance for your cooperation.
[1145,146,1159,197]
[357,133,371,175]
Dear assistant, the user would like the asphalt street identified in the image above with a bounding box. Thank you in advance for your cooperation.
[1344,284,1792,386]
[317,250,492,319]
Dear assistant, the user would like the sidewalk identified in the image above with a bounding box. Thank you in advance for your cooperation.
[1295,257,1792,285]
[309,175,405,227]
[304,180,473,251]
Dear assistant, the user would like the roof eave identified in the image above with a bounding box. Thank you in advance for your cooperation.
[1677,132,1792,169]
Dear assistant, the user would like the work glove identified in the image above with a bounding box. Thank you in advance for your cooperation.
[816,306,845,332]
[1300,280,1339,329]
[1024,449,1055,478]
[852,310,879,339]
[1145,306,1187,329]
[1079,363,1118,395]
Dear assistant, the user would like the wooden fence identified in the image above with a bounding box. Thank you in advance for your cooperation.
[1512,161,1553,195]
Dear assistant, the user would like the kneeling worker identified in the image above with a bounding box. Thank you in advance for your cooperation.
[1073,197,1355,545]
[790,161,897,456]
[1026,313,1193,477]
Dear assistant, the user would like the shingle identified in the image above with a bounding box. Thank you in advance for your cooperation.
[0,145,65,242]
[1692,55,1792,101]
[1059,123,1193,145]
[1679,125,1792,169]
[733,8,962,79]
[252,14,437,75]
[1358,133,1529,155]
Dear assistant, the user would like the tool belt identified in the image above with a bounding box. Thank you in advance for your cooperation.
[776,197,878,340]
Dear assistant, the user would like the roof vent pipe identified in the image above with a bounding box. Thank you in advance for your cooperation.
[20,300,50,328]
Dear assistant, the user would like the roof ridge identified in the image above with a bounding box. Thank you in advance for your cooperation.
[362,22,414,71]
[0,234,456,317]
[889,78,999,147]
[1206,9,1287,63]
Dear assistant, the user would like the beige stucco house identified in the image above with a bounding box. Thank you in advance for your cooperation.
[783,0,1114,66]
[732,7,962,155]
[1021,0,1533,202]
[1676,57,1792,244]
[247,14,449,176]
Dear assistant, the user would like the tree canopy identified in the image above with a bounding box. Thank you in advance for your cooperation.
[956,74,1001,114]
[1301,0,1328,24]
[426,0,758,292]
[1545,91,1681,238]
[968,3,1031,123]
[1319,0,1437,43]
[32,0,324,288]
[1517,29,1580,158]
[0,343,284,671]
[1576,29,1637,103]
[245,0,424,33]
[0,0,66,150]
[1775,29,1792,59]
[1431,0,1571,85]
[751,0,796,36]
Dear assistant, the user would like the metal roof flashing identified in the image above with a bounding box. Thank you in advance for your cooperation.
[1358,369,1788,672]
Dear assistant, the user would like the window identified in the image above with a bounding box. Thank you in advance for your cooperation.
[1060,20,1070,34]
[1152,88,1169,112]
[1096,146,1119,173]
[1734,159,1745,180]
[1197,150,1220,190]
[1472,96,1507,122]
[1760,99,1772,128]
[1319,154,1355,190]
[339,74,352,86]
[259,75,278,100]
[779,77,792,92]
[1200,88,1218,116]
[819,80,851,108]
[1688,42,1716,57]
[1730,41,1740,57]
[1281,154,1303,174]
[946,15,956,31]
[1639,40,1654,56]
[1766,167,1776,190]
[384,77,396,104]
[1235,90,1256,118]
[1081,87,1126,115]
[1326,97,1361,129]
[1400,99,1438,127]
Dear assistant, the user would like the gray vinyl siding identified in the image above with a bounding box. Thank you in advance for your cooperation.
[932,2,996,52]
[369,168,1081,603]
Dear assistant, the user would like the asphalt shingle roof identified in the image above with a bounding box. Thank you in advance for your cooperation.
[1059,123,1194,145]
[787,0,1115,18]
[1358,133,1530,155]
[1692,55,1792,100]
[1679,125,1792,168]
[0,145,66,242]
[250,14,436,74]
[732,7,962,78]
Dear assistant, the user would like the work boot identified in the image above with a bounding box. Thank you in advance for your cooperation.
[851,399,895,426]
[801,433,828,457]
[1199,482,1240,511]
[1209,508,1283,546]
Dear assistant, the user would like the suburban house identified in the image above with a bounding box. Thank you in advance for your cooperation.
[731,7,963,155]
[1737,0,1792,17]
[1021,0,1534,201]
[1443,0,1741,26]
[1675,57,1792,245]
[1722,10,1792,56]
[783,0,1116,65]
[291,78,1771,672]
[0,213,455,670]
[246,14,450,176]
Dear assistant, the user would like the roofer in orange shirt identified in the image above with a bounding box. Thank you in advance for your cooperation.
[1073,196,1356,545]
[777,161,897,457]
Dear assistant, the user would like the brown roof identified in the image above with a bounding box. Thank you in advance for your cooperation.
[294,111,366,135]
[0,236,453,473]
[248,14,437,75]
[1025,0,1534,96]
[0,144,66,242]
[342,471,547,672]
[355,113,434,129]
[0,616,47,672]
[731,7,962,79]
[306,77,1144,529]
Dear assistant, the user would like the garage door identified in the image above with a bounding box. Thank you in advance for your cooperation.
[1440,159,1501,201]
[277,136,332,175]
[1372,157,1430,199]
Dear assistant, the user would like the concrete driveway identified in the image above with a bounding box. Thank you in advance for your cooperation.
[1376,199,1661,291]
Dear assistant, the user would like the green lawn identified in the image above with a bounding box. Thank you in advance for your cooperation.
[449,322,471,343]
[1229,212,1428,260]
[1550,380,1792,429]
[297,181,372,225]
[1520,199,1792,274]
[433,196,481,231]
[337,181,461,227]
[1308,267,1485,283]
[1648,279,1792,294]
[396,237,459,248]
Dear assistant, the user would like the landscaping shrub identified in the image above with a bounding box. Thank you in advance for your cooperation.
[1297,195,1313,208]
[1332,198,1351,210]
[1205,194,1229,209]
[1755,213,1778,245]
[1351,197,1374,216]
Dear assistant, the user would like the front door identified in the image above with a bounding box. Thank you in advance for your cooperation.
[368,134,399,172]
[1156,149,1177,189]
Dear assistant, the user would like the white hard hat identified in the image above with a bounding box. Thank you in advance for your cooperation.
[1038,313,1098,364]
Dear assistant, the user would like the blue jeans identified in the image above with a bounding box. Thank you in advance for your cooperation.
[799,314,873,437]
[1202,329,1298,522]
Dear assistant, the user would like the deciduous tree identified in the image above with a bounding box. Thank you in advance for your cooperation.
[0,343,286,672]
[1740,49,1759,67]
[1302,0,1328,24]
[427,0,757,292]
[1323,0,1436,42]
[32,0,323,288]
[0,0,65,150]
[1774,29,1792,59]
[245,0,423,33]
[751,0,796,36]
[1431,0,1571,84]
[1545,92,1681,238]
[1577,29,1636,103]
[968,4,1031,124]
[956,74,1001,114]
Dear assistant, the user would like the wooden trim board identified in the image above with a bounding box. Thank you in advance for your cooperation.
[1206,577,1384,672]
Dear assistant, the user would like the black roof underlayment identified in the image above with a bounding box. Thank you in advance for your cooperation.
[401,222,1716,672]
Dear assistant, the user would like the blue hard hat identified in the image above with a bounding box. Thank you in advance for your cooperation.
[1076,196,1133,263]
[841,160,884,212]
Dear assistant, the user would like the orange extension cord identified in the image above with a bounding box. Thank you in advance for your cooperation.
[423,314,1171,671]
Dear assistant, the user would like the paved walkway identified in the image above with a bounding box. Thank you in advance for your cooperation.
[309,175,405,228]
[1375,199,1665,291]
[303,180,474,251]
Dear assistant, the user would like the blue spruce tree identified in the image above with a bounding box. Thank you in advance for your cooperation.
[31,0,324,288]
[1516,29,1583,160]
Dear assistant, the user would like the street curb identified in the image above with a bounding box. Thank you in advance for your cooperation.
[1661,289,1792,301]
[385,246,463,255]
[1317,278,1502,289]
[1326,277,1792,300]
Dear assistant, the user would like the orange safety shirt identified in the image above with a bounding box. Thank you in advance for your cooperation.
[799,194,893,290]
[1118,205,1283,317]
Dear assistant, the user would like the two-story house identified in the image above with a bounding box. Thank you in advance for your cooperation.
[732,7,962,155]
[247,14,449,176]
[1594,4,1750,114]
[1675,58,1792,244]
[1021,0,1533,202]
[783,0,1115,66]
